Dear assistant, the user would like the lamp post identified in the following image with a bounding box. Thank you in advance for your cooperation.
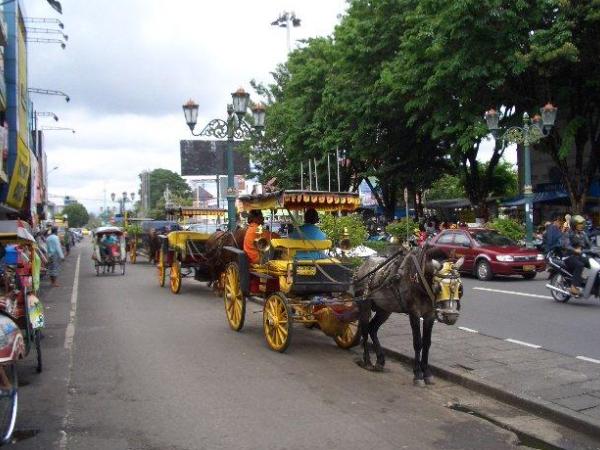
[484,103,558,247]
[110,191,135,216]
[182,88,266,231]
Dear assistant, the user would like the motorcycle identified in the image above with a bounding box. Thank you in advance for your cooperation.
[545,249,600,303]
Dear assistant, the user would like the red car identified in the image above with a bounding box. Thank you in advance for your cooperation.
[429,228,545,280]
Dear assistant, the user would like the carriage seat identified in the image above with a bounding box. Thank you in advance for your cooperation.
[167,231,212,251]
[265,239,339,274]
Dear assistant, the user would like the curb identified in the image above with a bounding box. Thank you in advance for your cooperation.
[381,344,600,439]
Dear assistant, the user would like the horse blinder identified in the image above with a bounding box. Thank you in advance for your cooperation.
[433,261,462,325]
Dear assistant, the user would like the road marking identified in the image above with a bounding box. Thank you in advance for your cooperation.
[458,327,479,333]
[576,356,600,364]
[60,254,80,450]
[505,338,541,349]
[64,255,80,350]
[473,287,552,300]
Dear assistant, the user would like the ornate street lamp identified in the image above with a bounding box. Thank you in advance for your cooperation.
[485,103,558,247]
[182,88,265,230]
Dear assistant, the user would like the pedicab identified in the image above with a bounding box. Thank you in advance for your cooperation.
[92,227,127,275]
[157,208,227,294]
[0,221,45,443]
[221,190,362,352]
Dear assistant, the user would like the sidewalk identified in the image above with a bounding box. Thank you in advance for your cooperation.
[379,314,600,437]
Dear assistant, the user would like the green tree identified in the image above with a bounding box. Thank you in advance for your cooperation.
[426,175,464,201]
[142,169,191,209]
[62,203,89,228]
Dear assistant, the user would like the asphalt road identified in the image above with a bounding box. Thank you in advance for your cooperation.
[458,272,600,361]
[10,242,598,449]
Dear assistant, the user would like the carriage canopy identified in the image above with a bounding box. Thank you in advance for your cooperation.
[237,190,360,213]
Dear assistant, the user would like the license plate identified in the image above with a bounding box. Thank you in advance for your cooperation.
[523,265,536,271]
[297,266,316,276]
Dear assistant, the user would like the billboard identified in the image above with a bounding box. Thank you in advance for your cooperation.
[180,140,250,176]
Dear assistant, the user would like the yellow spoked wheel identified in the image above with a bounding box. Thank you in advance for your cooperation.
[334,320,361,349]
[223,263,245,331]
[263,292,292,353]
[157,251,166,287]
[129,242,137,264]
[170,259,182,294]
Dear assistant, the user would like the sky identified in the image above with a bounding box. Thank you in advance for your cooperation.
[24,0,348,213]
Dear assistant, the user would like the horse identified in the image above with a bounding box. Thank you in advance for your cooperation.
[203,227,246,291]
[353,246,463,386]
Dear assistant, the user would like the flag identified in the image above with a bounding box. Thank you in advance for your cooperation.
[47,0,63,14]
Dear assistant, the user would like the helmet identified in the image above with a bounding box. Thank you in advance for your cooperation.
[572,215,585,225]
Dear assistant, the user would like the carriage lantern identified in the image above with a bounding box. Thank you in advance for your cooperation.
[339,227,352,251]
[231,87,250,120]
[182,99,199,131]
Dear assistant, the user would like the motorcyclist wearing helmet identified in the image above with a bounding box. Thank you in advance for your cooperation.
[564,215,592,295]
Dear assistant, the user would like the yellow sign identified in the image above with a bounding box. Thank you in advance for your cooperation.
[7,137,31,208]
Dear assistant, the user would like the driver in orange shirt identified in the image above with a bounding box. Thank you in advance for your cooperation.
[243,209,278,264]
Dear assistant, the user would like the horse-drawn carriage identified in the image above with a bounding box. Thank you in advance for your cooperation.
[128,220,182,265]
[92,226,127,275]
[157,208,227,294]
[221,190,362,352]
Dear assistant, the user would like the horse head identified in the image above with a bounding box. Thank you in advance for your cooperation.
[424,247,464,325]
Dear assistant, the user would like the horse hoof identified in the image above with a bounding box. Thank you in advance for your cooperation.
[413,378,426,387]
[355,359,374,371]
[372,364,385,372]
[424,376,435,385]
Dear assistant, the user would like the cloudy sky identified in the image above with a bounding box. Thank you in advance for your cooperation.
[24,0,348,212]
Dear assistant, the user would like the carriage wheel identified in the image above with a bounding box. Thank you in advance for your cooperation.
[170,260,182,294]
[0,363,18,445]
[334,321,361,349]
[129,242,137,264]
[263,292,292,353]
[34,329,43,373]
[223,263,246,331]
[157,252,166,287]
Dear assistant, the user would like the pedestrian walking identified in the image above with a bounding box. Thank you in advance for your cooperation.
[63,228,71,256]
[46,227,65,287]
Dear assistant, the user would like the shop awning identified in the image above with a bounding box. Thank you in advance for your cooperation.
[501,190,569,207]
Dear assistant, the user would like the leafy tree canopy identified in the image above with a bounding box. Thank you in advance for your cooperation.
[62,203,89,228]
[142,169,191,209]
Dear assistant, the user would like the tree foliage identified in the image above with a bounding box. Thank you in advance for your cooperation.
[142,169,191,210]
[62,203,89,228]
[250,0,600,216]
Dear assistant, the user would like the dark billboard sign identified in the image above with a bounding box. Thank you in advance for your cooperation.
[180,140,250,176]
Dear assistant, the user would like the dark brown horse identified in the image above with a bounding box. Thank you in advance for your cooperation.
[353,247,463,386]
[203,228,246,288]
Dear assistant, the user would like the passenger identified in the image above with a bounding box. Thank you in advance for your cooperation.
[564,215,592,296]
[289,208,327,260]
[243,210,278,264]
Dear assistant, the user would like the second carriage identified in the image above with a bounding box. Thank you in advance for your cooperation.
[221,190,362,353]
[157,208,227,294]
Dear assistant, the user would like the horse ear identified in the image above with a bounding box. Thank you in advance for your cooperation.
[454,256,465,270]
[431,259,442,271]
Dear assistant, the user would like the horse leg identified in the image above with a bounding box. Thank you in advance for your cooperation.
[356,300,373,370]
[421,316,435,385]
[409,313,425,386]
[369,307,391,372]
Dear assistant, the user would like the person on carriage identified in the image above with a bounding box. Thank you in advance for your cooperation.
[289,207,327,260]
[243,209,279,264]
[100,233,118,260]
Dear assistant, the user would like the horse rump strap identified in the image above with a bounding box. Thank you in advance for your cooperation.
[353,249,406,285]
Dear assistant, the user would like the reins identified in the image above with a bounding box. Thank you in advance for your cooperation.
[353,248,406,285]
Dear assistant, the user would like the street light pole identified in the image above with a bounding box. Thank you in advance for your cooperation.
[485,104,558,247]
[182,89,266,231]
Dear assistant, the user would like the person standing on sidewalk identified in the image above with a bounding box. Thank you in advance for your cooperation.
[46,227,65,287]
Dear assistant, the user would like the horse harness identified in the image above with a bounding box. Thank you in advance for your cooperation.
[357,249,437,310]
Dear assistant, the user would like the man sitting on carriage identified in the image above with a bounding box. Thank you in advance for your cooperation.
[289,207,327,260]
[243,209,279,264]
